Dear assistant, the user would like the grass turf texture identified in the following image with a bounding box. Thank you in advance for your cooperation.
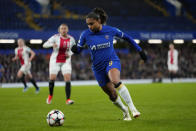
[0,83,196,131]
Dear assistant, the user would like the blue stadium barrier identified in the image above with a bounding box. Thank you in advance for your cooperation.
[0,49,130,55]
[0,30,196,40]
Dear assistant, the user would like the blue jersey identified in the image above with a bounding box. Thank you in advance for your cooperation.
[77,25,142,71]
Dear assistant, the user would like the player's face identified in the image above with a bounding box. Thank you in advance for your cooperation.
[59,25,68,37]
[169,44,174,50]
[17,39,24,47]
[86,18,101,32]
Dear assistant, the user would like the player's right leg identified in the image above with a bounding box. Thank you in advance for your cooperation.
[101,82,131,121]
[63,74,74,105]
[17,69,28,92]
[46,75,56,104]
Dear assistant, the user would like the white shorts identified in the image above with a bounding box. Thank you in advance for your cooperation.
[19,63,31,75]
[49,58,72,75]
[168,64,178,71]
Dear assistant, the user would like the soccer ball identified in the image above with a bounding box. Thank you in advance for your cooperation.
[46,109,65,126]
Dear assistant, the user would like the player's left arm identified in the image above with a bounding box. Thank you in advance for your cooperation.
[70,37,76,54]
[114,28,147,62]
[71,31,86,54]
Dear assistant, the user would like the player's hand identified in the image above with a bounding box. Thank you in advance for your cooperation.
[139,50,147,63]
[71,45,78,54]
[12,57,16,61]
[65,53,69,59]
[53,43,58,48]
[28,59,31,64]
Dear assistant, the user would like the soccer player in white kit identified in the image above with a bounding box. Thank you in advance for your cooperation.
[43,24,75,105]
[12,38,40,93]
[167,43,178,82]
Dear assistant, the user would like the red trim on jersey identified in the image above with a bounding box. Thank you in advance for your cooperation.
[56,37,70,63]
[18,48,24,65]
[170,50,174,64]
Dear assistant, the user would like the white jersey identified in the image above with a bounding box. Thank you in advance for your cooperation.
[167,49,178,71]
[43,34,76,63]
[15,46,32,65]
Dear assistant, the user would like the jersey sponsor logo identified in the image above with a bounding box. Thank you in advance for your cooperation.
[90,42,110,51]
[90,45,96,51]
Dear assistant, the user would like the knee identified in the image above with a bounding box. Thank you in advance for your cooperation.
[18,74,24,79]
[50,75,56,81]
[17,73,23,78]
[64,74,71,82]
[110,79,120,85]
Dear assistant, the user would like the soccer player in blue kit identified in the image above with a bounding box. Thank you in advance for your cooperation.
[72,8,147,121]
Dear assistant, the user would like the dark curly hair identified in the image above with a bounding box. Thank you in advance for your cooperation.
[86,7,108,24]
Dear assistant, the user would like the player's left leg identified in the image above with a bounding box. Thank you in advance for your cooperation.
[62,60,74,105]
[27,73,40,94]
[108,68,140,118]
[63,73,74,105]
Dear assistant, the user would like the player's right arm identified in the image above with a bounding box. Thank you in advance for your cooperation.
[27,47,35,63]
[12,49,18,61]
[43,35,56,48]
[71,31,86,54]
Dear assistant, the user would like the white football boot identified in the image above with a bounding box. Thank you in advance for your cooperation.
[132,109,141,118]
[123,107,132,121]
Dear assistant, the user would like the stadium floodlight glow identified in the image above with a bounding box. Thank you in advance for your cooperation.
[148,39,162,44]
[30,39,43,44]
[134,39,140,44]
[0,39,15,43]
[173,39,184,44]
[192,39,196,44]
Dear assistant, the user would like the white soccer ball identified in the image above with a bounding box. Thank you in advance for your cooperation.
[46,109,65,126]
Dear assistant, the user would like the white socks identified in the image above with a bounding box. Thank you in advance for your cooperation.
[113,96,127,113]
[118,85,137,112]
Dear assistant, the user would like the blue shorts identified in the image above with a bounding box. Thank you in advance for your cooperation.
[93,60,121,87]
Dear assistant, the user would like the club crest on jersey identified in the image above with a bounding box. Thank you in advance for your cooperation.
[105,35,109,39]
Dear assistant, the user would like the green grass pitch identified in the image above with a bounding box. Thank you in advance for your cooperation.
[0,83,196,131]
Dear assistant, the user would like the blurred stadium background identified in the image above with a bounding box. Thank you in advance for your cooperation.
[0,1,196,131]
[0,0,196,85]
